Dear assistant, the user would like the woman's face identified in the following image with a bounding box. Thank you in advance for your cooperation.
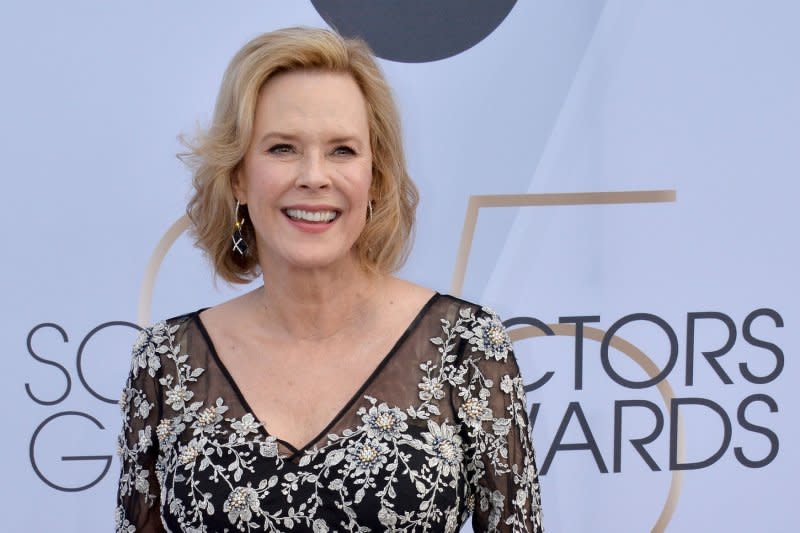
[235,70,373,275]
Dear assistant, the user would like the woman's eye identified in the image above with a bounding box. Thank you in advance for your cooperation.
[332,145,356,156]
[268,144,294,154]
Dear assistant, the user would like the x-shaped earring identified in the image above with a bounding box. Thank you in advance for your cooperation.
[232,200,248,256]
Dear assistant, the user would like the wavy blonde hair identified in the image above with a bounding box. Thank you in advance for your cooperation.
[184,27,418,283]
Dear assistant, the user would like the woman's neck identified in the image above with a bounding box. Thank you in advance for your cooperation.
[252,258,383,342]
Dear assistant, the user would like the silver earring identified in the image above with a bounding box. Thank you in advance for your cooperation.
[232,200,248,257]
[367,200,374,220]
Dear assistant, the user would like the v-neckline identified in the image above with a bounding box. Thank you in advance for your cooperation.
[192,292,440,461]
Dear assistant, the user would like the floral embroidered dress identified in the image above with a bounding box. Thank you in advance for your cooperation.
[116,293,543,532]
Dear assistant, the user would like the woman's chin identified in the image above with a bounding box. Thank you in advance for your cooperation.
[265,250,360,274]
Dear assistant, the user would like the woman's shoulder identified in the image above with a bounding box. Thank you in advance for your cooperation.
[388,278,488,312]
[419,292,515,363]
[426,291,503,323]
[139,309,203,339]
[129,310,205,367]
[385,276,503,326]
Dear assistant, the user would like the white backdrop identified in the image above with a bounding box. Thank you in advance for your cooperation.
[1,1,796,531]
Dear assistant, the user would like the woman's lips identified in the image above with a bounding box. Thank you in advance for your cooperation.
[283,207,339,223]
[281,206,341,233]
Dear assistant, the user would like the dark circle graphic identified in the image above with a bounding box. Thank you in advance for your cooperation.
[311,0,517,63]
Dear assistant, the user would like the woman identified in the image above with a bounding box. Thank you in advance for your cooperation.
[117,27,543,532]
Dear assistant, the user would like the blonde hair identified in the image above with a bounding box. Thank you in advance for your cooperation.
[184,27,418,283]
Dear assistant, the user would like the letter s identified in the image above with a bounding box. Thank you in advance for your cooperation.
[25,323,71,405]
[735,394,779,468]
[740,308,784,384]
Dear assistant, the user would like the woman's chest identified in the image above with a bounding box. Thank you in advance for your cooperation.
[225,345,389,451]
[215,321,416,453]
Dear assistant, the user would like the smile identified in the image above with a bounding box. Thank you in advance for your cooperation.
[283,208,340,223]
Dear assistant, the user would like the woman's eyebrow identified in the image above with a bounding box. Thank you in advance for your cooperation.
[257,131,301,145]
[328,135,362,145]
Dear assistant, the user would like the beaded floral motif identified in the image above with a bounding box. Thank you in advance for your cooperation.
[362,402,408,440]
[421,420,463,477]
[116,300,544,532]
[470,309,514,361]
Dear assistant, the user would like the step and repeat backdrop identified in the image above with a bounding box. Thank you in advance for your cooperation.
[1,1,796,531]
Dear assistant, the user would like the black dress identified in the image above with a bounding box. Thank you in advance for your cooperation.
[116,293,544,532]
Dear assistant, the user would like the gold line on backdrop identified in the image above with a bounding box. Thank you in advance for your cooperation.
[451,189,680,533]
[451,190,677,296]
[137,215,190,327]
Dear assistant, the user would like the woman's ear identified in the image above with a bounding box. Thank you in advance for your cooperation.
[232,167,247,204]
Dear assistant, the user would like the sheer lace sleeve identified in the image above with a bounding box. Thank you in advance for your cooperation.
[115,323,167,533]
[456,307,544,532]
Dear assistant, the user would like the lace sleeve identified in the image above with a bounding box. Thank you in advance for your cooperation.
[457,307,544,532]
[115,324,167,533]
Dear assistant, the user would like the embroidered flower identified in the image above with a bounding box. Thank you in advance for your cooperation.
[231,413,259,436]
[155,417,179,447]
[131,323,165,377]
[470,313,512,361]
[165,384,192,411]
[137,398,152,420]
[197,406,217,426]
[346,438,389,476]
[179,443,200,465]
[192,405,220,431]
[422,420,463,477]
[155,419,170,442]
[363,403,408,440]
[419,375,445,401]
[223,485,260,525]
[458,396,492,428]
[192,399,229,436]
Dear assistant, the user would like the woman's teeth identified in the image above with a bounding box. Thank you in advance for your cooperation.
[285,208,338,222]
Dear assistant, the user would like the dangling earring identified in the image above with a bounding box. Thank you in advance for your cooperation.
[367,200,374,221]
[232,200,248,257]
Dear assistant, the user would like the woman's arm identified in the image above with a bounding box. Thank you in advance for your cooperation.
[460,308,544,532]
[116,325,167,533]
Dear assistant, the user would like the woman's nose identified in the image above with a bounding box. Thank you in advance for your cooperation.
[296,152,331,190]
